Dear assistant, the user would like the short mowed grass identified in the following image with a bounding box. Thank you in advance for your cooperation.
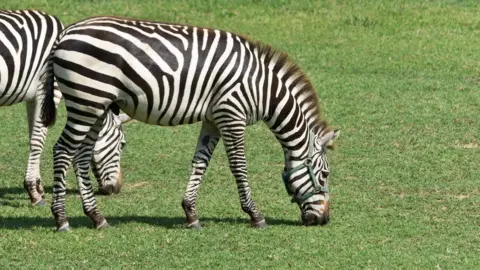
[1,0,479,268]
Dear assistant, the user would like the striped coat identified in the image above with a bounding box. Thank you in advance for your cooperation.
[0,10,126,205]
[42,16,338,231]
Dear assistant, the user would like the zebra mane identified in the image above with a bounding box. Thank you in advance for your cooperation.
[249,40,330,135]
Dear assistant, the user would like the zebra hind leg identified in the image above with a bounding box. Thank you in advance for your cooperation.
[182,122,220,229]
[24,100,48,206]
[216,117,267,229]
[51,136,74,231]
[72,115,110,229]
[51,113,104,231]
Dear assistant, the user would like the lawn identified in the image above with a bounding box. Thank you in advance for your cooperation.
[0,0,479,269]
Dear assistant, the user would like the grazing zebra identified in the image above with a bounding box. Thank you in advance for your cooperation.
[0,10,126,206]
[41,16,339,231]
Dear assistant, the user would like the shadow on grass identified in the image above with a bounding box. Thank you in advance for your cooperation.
[0,186,115,199]
[1,189,301,230]
[0,186,126,210]
[0,215,300,230]
[0,186,26,195]
[0,187,27,208]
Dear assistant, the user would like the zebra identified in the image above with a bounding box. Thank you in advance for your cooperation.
[0,10,126,206]
[41,16,339,231]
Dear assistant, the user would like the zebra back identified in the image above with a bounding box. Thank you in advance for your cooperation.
[0,10,63,106]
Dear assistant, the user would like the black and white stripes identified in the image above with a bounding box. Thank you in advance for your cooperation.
[0,10,61,106]
[0,10,126,205]
[41,16,338,230]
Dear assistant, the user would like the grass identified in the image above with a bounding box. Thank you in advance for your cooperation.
[1,0,479,268]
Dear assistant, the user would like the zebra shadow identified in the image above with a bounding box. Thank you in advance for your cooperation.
[0,186,118,196]
[0,186,38,208]
[0,215,301,230]
[0,189,26,208]
[0,189,301,229]
[0,186,121,208]
[0,186,79,195]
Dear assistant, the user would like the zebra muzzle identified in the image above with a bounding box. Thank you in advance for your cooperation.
[301,203,330,226]
[98,167,122,195]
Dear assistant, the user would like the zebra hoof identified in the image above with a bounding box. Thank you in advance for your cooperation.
[186,220,203,230]
[96,220,111,230]
[250,219,268,229]
[56,224,70,232]
[33,199,45,206]
[36,181,45,198]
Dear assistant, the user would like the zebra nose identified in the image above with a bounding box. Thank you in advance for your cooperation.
[301,212,317,226]
[301,212,330,226]
[317,210,330,226]
[301,202,330,226]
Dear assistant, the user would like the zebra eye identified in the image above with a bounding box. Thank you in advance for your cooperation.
[321,171,329,179]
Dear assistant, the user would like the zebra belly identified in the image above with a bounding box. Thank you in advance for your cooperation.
[0,83,37,106]
[0,56,32,105]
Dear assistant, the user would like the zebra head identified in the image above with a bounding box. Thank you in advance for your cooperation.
[90,112,128,195]
[283,129,339,226]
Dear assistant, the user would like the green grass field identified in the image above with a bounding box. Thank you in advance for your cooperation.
[1,0,479,268]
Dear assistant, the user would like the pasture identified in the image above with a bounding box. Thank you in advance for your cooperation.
[0,0,479,268]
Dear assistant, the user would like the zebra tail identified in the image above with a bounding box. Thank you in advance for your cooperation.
[41,38,60,127]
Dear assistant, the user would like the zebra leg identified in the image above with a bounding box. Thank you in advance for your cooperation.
[217,119,267,228]
[51,135,74,231]
[24,86,61,205]
[182,122,220,229]
[24,100,47,206]
[51,114,105,231]
[72,116,109,229]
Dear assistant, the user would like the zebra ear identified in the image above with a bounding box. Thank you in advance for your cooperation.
[317,129,340,148]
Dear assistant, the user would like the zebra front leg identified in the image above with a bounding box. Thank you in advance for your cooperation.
[73,117,110,229]
[24,100,48,205]
[182,122,220,229]
[218,120,267,228]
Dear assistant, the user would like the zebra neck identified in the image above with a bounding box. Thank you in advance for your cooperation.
[263,88,318,167]
[268,109,313,170]
[281,132,313,171]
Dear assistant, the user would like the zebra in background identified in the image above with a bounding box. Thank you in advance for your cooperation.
[0,10,127,206]
[41,16,339,231]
